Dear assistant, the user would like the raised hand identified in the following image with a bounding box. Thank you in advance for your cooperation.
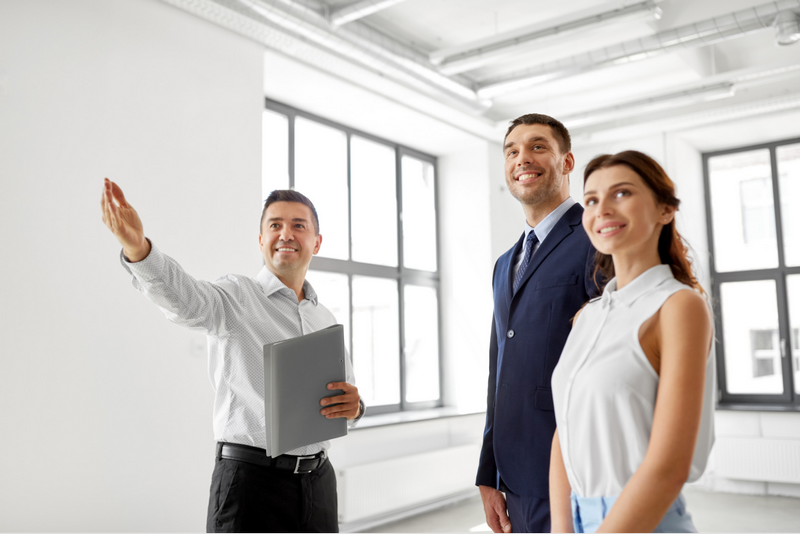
[101,178,151,262]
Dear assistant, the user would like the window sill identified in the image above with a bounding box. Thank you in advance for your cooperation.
[354,407,485,430]
[717,403,800,412]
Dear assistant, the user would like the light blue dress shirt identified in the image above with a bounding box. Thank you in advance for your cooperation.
[512,197,577,281]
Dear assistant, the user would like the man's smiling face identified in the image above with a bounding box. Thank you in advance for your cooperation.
[259,201,321,278]
[503,123,573,208]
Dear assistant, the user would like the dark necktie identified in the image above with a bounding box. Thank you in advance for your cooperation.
[513,230,538,293]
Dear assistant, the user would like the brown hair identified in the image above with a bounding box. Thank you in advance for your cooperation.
[260,190,320,235]
[504,113,572,154]
[584,151,705,296]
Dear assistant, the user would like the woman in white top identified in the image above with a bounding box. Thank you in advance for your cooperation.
[549,151,715,533]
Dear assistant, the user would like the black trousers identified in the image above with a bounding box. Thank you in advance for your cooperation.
[206,451,339,533]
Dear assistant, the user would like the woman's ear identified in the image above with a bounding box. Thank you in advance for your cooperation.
[659,204,677,225]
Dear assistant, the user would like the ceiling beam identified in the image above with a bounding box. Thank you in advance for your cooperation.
[429,1,662,76]
[330,0,408,26]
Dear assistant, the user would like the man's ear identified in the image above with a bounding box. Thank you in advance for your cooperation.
[313,234,323,255]
[563,152,575,174]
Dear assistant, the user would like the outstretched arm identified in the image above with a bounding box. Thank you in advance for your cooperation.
[597,290,712,532]
[101,178,151,262]
[101,178,240,336]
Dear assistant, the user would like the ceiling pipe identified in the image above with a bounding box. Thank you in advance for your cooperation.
[431,1,662,76]
[234,0,490,112]
[477,0,800,98]
[559,82,735,128]
[330,0,408,26]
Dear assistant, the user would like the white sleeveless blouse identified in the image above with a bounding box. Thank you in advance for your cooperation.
[551,265,715,498]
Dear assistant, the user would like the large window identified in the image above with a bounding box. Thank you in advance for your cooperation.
[262,99,442,414]
[704,138,800,408]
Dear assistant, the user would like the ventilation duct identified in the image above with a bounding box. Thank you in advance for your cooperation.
[430,1,662,76]
[560,82,735,128]
[231,0,489,112]
[329,0,408,26]
[478,0,800,98]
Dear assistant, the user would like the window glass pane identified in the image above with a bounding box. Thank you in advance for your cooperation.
[351,136,398,266]
[305,270,350,354]
[708,150,778,272]
[401,156,437,271]
[720,280,784,394]
[352,276,400,406]
[295,117,349,260]
[787,275,800,394]
[778,143,800,267]
[404,285,440,403]
[262,110,289,201]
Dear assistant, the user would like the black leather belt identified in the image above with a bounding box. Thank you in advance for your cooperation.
[217,442,327,474]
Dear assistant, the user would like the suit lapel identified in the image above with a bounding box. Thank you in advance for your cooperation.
[512,203,584,298]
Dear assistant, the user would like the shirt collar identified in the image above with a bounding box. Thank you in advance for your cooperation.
[601,264,674,308]
[256,266,318,305]
[524,197,577,244]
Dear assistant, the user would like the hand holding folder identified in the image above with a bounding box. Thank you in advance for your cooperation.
[263,324,351,456]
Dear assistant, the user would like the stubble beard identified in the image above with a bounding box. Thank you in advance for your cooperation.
[509,171,564,208]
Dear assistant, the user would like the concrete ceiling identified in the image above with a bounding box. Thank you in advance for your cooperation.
[171,0,800,142]
[319,0,800,131]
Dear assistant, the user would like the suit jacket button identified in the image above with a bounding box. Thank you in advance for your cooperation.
[507,330,514,338]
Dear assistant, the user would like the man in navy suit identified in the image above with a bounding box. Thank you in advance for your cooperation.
[476,114,597,533]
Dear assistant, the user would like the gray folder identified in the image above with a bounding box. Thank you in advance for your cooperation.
[263,324,348,457]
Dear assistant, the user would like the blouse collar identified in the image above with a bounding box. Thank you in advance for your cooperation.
[600,264,674,309]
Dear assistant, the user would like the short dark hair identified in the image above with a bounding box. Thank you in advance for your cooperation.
[504,113,571,154]
[260,190,320,235]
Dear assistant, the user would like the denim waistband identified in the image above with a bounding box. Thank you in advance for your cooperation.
[570,492,696,533]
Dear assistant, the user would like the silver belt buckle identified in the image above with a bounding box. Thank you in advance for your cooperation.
[294,455,316,474]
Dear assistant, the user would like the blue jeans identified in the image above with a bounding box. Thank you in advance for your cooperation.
[570,492,696,533]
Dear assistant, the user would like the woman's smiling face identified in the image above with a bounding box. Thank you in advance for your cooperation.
[582,164,674,257]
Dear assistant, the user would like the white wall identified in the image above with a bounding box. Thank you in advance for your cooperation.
[0,1,503,530]
[0,0,264,530]
[438,146,495,411]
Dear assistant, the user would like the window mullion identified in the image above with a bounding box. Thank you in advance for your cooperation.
[771,147,787,270]
[770,145,796,399]
[775,274,796,402]
[396,148,407,411]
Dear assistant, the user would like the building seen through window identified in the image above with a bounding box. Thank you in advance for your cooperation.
[705,139,800,406]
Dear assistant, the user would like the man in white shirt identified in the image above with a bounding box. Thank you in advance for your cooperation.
[101,179,363,532]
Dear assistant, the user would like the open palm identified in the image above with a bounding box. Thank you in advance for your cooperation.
[101,178,149,261]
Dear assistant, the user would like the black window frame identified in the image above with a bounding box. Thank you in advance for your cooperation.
[703,136,800,411]
[264,98,444,415]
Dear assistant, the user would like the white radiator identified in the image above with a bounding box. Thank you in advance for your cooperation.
[336,443,482,524]
[715,437,800,483]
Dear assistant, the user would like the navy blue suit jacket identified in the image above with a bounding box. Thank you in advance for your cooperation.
[476,203,597,498]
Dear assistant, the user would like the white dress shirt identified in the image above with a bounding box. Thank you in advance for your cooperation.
[121,243,356,456]
[512,196,576,281]
[551,265,715,497]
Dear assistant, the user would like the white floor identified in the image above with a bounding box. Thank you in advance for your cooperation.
[369,487,800,533]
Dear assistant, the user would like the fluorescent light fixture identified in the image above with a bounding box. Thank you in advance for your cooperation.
[559,82,736,128]
[430,1,662,76]
[775,10,800,45]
